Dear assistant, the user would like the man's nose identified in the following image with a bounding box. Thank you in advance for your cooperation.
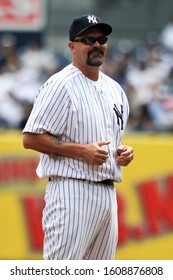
[92,40,101,47]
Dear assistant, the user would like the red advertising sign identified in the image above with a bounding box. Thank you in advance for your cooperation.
[0,0,46,30]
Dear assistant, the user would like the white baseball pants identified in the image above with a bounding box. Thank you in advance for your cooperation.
[42,178,118,260]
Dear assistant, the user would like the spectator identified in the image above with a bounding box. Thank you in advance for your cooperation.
[19,41,60,81]
[0,59,23,129]
[159,13,173,52]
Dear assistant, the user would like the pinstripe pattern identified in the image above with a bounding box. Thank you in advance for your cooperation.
[23,63,129,182]
[23,63,129,260]
[42,178,118,260]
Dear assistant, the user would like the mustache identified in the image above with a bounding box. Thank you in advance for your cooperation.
[88,47,104,56]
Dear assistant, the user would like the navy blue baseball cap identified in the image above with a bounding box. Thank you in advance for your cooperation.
[69,14,112,41]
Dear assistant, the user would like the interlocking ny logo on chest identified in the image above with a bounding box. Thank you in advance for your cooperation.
[113,104,123,130]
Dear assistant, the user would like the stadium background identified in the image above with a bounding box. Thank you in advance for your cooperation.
[0,0,173,260]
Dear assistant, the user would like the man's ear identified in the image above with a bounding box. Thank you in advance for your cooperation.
[68,41,75,53]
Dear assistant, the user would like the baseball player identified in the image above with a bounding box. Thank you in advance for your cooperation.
[22,14,134,260]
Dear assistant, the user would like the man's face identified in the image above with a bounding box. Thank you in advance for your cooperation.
[69,27,108,68]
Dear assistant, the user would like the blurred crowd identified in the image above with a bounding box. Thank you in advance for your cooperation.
[1,17,173,133]
[0,34,60,130]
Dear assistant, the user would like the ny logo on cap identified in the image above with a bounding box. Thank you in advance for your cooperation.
[87,15,97,24]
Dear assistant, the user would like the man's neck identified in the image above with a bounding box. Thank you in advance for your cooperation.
[73,61,99,81]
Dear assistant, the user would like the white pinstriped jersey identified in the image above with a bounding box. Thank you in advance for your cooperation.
[23,63,129,182]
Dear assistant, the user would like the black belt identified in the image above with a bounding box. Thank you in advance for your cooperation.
[49,177,114,186]
[80,179,114,186]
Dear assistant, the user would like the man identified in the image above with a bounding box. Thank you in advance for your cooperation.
[22,14,134,260]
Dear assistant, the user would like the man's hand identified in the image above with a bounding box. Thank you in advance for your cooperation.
[82,141,110,166]
[116,144,134,166]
